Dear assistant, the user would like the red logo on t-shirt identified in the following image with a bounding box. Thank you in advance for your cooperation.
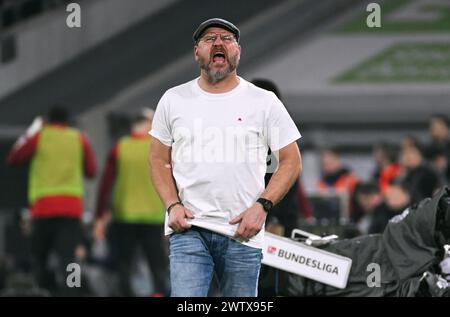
[267,246,277,254]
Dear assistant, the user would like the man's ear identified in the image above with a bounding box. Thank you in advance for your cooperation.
[194,46,199,61]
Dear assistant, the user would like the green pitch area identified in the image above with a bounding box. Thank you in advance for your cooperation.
[334,43,450,83]
[339,0,450,33]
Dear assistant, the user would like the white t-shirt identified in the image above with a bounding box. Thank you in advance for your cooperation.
[150,77,301,249]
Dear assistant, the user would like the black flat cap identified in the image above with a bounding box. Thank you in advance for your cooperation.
[193,18,240,43]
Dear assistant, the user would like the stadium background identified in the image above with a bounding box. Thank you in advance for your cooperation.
[0,0,449,296]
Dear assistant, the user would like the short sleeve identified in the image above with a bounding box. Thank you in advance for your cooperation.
[149,92,173,146]
[266,94,301,151]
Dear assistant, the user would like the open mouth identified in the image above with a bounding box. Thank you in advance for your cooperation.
[212,52,226,64]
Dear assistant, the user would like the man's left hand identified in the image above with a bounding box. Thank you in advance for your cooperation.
[229,203,267,239]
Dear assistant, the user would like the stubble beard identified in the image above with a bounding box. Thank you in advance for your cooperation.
[199,54,240,84]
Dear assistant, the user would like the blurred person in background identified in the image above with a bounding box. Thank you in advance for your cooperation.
[316,147,359,220]
[371,142,401,194]
[94,108,168,297]
[355,181,411,236]
[426,114,450,184]
[428,114,450,150]
[396,138,441,205]
[427,146,449,186]
[251,78,312,237]
[354,182,388,235]
[6,105,96,296]
[383,183,411,215]
[400,135,419,151]
[317,147,359,194]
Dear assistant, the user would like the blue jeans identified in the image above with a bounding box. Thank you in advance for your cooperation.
[169,226,262,297]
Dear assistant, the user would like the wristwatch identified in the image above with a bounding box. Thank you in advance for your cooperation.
[257,198,273,213]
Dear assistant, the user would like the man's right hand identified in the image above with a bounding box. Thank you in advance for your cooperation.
[168,205,195,232]
[93,214,110,241]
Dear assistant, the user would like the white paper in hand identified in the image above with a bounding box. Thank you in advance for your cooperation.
[26,116,43,137]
